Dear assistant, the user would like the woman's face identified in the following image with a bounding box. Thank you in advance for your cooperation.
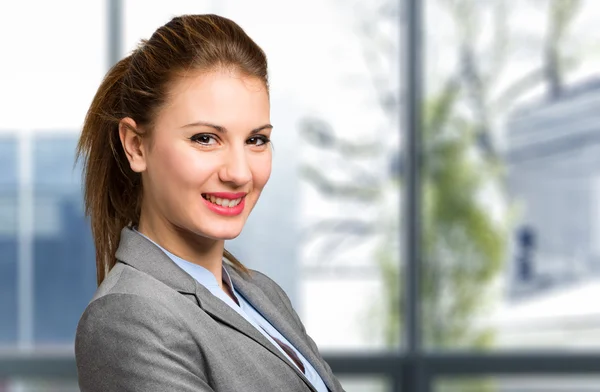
[127,69,272,241]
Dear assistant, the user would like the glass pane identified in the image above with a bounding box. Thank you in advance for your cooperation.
[0,378,79,392]
[0,137,18,345]
[0,0,106,350]
[424,0,600,349]
[436,376,600,392]
[0,0,106,130]
[33,136,95,344]
[338,376,392,392]
[124,0,403,352]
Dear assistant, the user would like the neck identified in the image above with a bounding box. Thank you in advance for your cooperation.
[137,213,225,285]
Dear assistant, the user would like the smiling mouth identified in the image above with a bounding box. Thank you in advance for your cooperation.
[201,194,244,208]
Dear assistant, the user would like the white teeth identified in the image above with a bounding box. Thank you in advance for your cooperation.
[204,195,243,208]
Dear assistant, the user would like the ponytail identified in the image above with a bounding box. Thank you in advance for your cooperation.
[76,56,140,286]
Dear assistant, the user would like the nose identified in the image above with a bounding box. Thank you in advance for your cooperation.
[219,146,252,187]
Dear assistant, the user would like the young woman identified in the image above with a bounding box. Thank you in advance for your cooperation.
[74,14,344,392]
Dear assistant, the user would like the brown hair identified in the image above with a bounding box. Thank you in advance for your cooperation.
[76,14,268,285]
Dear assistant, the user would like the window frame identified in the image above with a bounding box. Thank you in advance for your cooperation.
[3,1,599,391]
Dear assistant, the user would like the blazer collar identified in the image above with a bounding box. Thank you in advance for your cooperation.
[114,227,330,392]
[115,226,197,294]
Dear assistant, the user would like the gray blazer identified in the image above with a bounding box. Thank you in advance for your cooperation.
[75,227,345,392]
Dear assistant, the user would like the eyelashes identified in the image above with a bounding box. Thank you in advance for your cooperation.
[189,134,218,145]
[189,133,271,148]
[246,135,271,146]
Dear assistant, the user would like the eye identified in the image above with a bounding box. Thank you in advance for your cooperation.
[247,135,271,147]
[190,134,218,146]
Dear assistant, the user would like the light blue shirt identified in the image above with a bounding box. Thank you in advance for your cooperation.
[135,230,328,392]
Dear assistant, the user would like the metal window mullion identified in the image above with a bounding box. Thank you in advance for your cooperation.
[108,0,123,70]
[403,0,423,357]
[17,130,34,350]
[425,353,600,375]
[402,0,425,389]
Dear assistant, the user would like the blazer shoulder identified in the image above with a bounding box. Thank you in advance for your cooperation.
[89,262,179,305]
[247,268,279,288]
[247,268,288,298]
[77,270,189,345]
[88,262,127,303]
[244,268,300,320]
[77,292,185,337]
[75,293,210,392]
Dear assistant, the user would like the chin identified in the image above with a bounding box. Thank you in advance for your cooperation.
[205,232,243,241]
[198,224,245,241]
[221,232,243,240]
[186,210,249,240]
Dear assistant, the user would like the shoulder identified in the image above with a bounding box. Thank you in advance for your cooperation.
[76,292,186,351]
[241,267,293,305]
[76,264,191,355]
[78,291,182,325]
[75,290,199,373]
[240,267,304,329]
[226,264,297,313]
[248,268,283,292]
[88,261,182,306]
[75,292,209,391]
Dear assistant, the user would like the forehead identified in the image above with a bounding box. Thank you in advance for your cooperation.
[156,68,270,130]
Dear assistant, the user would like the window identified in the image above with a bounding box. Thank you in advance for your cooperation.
[0,137,18,344]
[33,136,95,344]
[0,0,104,354]
[6,1,600,392]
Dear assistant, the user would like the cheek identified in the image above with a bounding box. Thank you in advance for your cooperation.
[150,146,185,182]
[251,154,272,190]
[147,144,202,191]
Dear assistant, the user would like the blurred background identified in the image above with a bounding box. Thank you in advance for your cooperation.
[2,0,600,391]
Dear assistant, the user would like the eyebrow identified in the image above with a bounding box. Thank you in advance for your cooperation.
[181,121,273,134]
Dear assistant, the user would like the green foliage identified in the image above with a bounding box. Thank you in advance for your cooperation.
[421,83,506,348]
[372,82,507,350]
[369,0,582,355]
[436,377,498,392]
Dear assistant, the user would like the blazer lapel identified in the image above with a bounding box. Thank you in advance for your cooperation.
[228,266,337,392]
[114,227,319,392]
[194,284,318,392]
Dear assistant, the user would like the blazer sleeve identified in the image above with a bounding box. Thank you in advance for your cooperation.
[75,293,214,392]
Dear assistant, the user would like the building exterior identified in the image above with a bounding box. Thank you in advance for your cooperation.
[499,78,600,349]
[506,78,600,299]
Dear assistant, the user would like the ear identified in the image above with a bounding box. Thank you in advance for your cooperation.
[119,117,147,173]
